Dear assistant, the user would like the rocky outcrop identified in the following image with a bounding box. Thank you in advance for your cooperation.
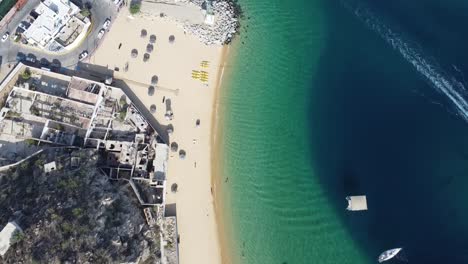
[0,149,161,264]
[143,0,240,45]
[183,0,239,45]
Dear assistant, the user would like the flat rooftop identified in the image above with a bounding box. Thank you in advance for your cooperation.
[0,222,22,257]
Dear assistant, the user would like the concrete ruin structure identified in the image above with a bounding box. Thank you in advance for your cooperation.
[0,63,178,263]
[0,63,169,206]
[0,221,22,257]
[43,161,57,173]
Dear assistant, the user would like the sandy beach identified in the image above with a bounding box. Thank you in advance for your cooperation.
[91,8,226,264]
[211,45,232,264]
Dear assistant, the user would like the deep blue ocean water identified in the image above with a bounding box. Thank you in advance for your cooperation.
[312,1,468,263]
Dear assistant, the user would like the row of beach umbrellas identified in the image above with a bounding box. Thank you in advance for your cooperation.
[140,29,175,43]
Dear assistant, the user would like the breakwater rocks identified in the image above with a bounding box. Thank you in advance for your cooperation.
[187,0,240,45]
[165,0,240,45]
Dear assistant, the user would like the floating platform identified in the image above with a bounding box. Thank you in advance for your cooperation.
[346,195,368,211]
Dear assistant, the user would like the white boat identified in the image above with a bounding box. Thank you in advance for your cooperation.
[378,248,402,263]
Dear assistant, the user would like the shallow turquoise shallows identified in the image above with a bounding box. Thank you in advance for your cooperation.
[219,0,370,263]
[220,0,468,263]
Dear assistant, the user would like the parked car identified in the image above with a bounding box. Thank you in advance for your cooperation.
[79,51,88,61]
[97,28,105,39]
[16,52,25,61]
[18,21,29,31]
[25,54,36,63]
[1,32,9,42]
[50,60,61,70]
[40,58,49,67]
[103,19,111,30]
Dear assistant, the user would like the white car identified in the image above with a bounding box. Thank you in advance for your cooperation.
[97,28,105,39]
[1,32,9,42]
[103,19,111,30]
[79,51,88,61]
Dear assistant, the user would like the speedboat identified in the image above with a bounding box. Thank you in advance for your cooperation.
[378,248,402,263]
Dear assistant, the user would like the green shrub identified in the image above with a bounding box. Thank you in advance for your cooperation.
[24,138,36,145]
[58,178,80,192]
[30,106,40,116]
[11,231,24,244]
[21,68,31,80]
[51,213,62,222]
[119,109,127,120]
[80,8,91,17]
[130,3,141,14]
[61,221,73,235]
[5,111,20,118]
[72,208,84,218]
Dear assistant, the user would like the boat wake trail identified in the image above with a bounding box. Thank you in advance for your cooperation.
[342,1,468,122]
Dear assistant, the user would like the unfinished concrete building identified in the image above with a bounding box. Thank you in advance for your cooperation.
[0,63,169,206]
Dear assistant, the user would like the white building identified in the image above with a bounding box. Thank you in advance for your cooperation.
[0,221,22,257]
[23,0,80,49]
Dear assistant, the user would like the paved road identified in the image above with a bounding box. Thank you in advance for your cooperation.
[0,0,118,69]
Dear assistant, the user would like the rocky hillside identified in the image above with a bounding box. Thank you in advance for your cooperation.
[0,149,161,263]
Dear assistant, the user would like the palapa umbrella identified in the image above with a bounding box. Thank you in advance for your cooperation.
[179,149,186,159]
[148,86,155,96]
[150,104,156,113]
[131,49,138,58]
[169,35,175,43]
[166,124,174,134]
[170,142,178,152]
[143,53,150,62]
[171,183,178,193]
[146,43,154,53]
[151,75,158,85]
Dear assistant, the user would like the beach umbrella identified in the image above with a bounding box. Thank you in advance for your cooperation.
[179,150,186,160]
[165,110,173,121]
[169,35,175,43]
[151,75,158,85]
[131,49,138,58]
[171,183,178,193]
[143,53,150,62]
[150,104,156,113]
[140,29,147,38]
[149,34,156,43]
[146,43,154,53]
[170,142,178,152]
[148,86,155,96]
[166,124,174,134]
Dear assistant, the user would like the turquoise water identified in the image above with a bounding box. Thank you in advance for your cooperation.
[220,0,468,263]
[219,0,370,263]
